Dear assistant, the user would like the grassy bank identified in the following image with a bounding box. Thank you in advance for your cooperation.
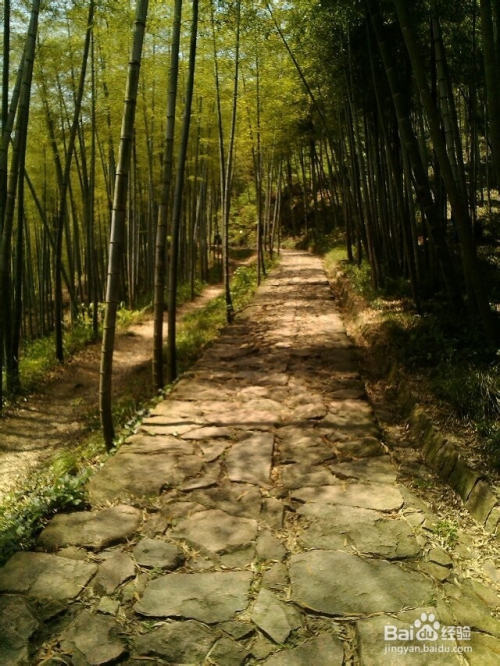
[322,241,500,472]
[0,259,274,564]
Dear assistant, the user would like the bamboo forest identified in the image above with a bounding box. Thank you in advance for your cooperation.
[3,0,500,663]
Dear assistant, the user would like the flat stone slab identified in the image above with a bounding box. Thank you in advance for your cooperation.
[173,380,233,401]
[334,437,384,458]
[0,596,39,666]
[291,483,404,512]
[236,371,289,387]
[146,399,205,424]
[181,425,232,440]
[200,441,229,462]
[261,498,284,529]
[290,551,434,615]
[135,571,253,622]
[172,509,258,554]
[161,500,206,523]
[237,386,275,401]
[256,530,287,562]
[328,399,374,416]
[211,406,280,429]
[210,636,250,665]
[133,620,218,662]
[262,562,289,592]
[37,505,142,551]
[263,632,343,665]
[124,435,196,455]
[276,427,333,465]
[244,397,285,413]
[330,456,397,484]
[225,433,274,486]
[139,423,195,437]
[60,609,127,665]
[280,464,337,489]
[462,633,500,665]
[180,463,221,490]
[133,537,184,569]
[291,402,328,420]
[356,614,459,665]
[93,552,136,594]
[188,482,262,518]
[437,590,500,637]
[319,401,380,439]
[0,552,97,600]
[251,588,302,643]
[298,504,420,558]
[88,451,203,504]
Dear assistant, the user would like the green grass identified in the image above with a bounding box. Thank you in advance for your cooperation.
[434,519,459,547]
[12,303,147,399]
[0,461,92,562]
[0,258,276,564]
[177,263,272,373]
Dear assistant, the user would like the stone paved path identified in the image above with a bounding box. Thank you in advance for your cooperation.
[1,250,500,664]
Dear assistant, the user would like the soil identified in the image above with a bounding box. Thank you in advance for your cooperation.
[0,284,224,501]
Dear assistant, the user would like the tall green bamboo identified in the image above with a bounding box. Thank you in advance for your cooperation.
[152,0,182,391]
[166,0,199,384]
[100,0,149,449]
[0,0,41,409]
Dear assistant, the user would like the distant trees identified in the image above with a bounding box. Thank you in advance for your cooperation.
[0,0,294,431]
[275,0,500,341]
[5,0,500,440]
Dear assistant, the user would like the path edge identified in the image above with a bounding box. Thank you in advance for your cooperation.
[326,259,500,537]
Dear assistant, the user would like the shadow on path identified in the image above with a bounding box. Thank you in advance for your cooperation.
[0,250,497,664]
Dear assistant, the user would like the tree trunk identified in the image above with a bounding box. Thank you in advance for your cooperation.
[53,0,94,362]
[367,0,462,308]
[481,0,500,187]
[0,0,40,409]
[152,0,182,391]
[99,0,149,449]
[166,0,199,384]
[392,0,496,342]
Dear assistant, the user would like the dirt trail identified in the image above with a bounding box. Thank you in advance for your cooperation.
[0,283,224,500]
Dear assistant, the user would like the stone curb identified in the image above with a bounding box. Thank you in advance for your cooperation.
[327,263,500,537]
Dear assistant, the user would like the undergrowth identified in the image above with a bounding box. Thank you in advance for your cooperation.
[0,259,274,564]
[323,241,500,471]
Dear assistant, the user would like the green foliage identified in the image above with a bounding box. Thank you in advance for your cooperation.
[432,367,500,421]
[177,278,204,306]
[64,308,100,355]
[231,264,259,308]
[116,302,150,330]
[0,393,150,564]
[324,246,379,305]
[381,316,454,368]
[13,307,100,397]
[17,336,56,393]
[434,520,458,547]
[177,260,276,374]
[478,421,500,470]
[0,466,91,565]
[297,232,340,256]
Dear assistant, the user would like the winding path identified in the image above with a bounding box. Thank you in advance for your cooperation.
[0,250,499,664]
[0,283,223,500]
